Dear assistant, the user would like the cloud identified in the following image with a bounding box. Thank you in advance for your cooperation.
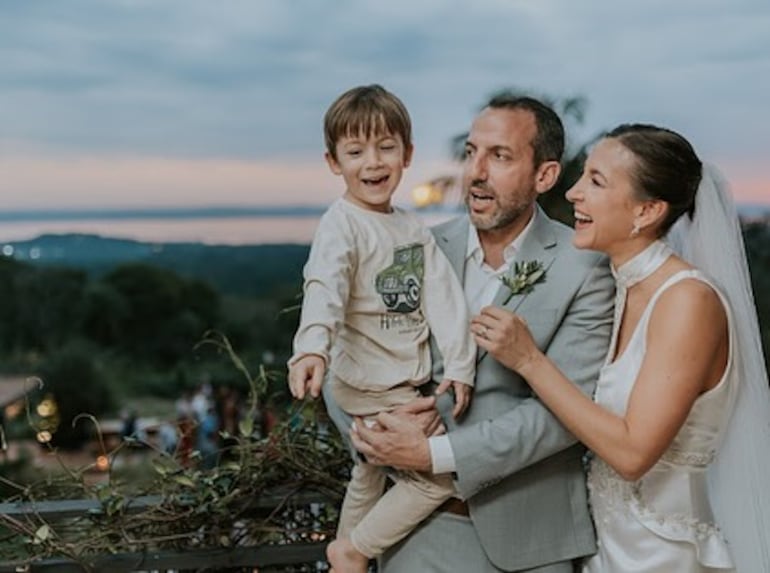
[0,0,767,207]
[0,151,455,210]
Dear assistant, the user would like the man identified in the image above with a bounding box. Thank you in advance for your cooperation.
[329,94,615,572]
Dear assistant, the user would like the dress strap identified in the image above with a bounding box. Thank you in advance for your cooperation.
[644,269,727,322]
[640,269,734,397]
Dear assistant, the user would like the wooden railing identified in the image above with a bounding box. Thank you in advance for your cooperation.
[0,492,331,572]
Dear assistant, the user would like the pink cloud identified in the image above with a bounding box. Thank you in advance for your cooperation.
[0,154,457,210]
[718,161,770,205]
[0,155,336,209]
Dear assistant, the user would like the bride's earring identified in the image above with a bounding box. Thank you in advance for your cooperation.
[630,223,641,238]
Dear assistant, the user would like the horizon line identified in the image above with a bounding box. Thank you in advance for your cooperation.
[0,201,767,223]
[0,203,465,222]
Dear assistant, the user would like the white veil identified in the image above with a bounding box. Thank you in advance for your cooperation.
[667,163,770,572]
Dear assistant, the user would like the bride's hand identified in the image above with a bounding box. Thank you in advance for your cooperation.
[471,306,542,373]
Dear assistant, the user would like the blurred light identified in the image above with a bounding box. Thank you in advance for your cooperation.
[36,398,57,417]
[261,350,275,365]
[4,401,23,420]
[411,183,444,208]
[36,431,52,443]
[310,532,327,541]
[2,245,13,256]
[95,455,110,472]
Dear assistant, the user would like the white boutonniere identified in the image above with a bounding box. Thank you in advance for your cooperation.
[500,260,547,305]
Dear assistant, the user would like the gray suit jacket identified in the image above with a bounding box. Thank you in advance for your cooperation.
[430,207,614,570]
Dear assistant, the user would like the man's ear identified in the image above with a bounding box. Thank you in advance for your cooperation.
[403,144,414,168]
[325,151,342,175]
[534,160,561,195]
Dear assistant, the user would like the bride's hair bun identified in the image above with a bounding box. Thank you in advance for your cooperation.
[605,124,702,234]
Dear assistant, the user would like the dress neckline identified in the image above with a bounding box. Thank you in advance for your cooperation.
[611,240,673,290]
[606,240,673,366]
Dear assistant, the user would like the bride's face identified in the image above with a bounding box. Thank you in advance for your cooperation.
[566,138,644,256]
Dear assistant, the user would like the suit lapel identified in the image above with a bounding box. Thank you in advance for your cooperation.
[433,216,470,282]
[479,206,559,364]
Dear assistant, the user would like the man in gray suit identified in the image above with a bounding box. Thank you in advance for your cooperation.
[339,94,615,572]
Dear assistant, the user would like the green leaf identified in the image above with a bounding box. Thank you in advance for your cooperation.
[33,525,51,544]
[152,460,169,477]
[499,259,546,304]
[239,418,254,437]
[173,475,196,488]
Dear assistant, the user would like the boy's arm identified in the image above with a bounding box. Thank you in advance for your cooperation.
[289,211,356,367]
[420,235,476,387]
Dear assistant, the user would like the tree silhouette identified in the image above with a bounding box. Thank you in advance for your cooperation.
[41,340,114,449]
[743,222,770,367]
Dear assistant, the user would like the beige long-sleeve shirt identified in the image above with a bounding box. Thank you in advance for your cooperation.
[290,198,475,392]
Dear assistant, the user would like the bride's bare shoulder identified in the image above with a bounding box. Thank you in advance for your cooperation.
[651,275,727,334]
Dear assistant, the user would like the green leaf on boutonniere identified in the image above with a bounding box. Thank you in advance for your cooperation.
[500,260,547,305]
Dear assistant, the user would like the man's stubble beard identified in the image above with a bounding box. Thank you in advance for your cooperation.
[465,184,537,233]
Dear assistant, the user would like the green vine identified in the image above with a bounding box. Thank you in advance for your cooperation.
[0,331,349,566]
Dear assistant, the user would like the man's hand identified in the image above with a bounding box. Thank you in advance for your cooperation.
[287,354,325,399]
[350,411,433,472]
[390,395,444,437]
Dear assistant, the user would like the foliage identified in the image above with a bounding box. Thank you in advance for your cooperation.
[0,258,228,371]
[97,263,221,365]
[500,260,547,303]
[13,267,89,353]
[12,235,311,298]
[0,333,350,567]
[744,222,770,367]
[0,245,308,449]
[37,341,115,450]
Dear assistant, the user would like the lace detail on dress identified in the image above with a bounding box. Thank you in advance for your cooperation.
[660,449,715,467]
[587,458,640,518]
[587,458,728,542]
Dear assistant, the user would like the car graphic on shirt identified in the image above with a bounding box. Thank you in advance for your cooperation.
[375,243,424,313]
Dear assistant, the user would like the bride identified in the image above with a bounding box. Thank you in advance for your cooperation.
[472,124,770,572]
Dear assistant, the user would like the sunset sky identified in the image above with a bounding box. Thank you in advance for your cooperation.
[1,0,768,211]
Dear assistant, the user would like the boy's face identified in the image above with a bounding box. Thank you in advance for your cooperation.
[325,131,412,213]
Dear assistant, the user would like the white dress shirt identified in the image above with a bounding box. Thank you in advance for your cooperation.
[429,210,537,475]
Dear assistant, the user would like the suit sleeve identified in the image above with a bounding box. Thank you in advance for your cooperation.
[448,255,614,499]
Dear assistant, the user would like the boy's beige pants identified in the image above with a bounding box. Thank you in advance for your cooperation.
[338,462,455,558]
[331,375,456,558]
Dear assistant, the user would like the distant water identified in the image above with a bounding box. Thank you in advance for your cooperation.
[0,216,320,245]
[0,202,765,246]
[0,209,460,246]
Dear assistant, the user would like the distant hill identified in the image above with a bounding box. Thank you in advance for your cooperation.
[4,234,309,297]
[0,205,327,222]
[738,203,770,221]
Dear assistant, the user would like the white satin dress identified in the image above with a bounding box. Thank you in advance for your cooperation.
[583,270,737,572]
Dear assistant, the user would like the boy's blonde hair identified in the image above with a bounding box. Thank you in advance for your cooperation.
[323,84,412,160]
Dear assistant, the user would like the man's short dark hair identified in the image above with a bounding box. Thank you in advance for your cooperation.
[486,93,564,167]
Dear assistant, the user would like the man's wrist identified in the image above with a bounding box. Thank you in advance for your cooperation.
[429,434,457,474]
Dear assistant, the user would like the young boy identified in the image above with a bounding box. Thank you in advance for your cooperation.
[287,84,475,573]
